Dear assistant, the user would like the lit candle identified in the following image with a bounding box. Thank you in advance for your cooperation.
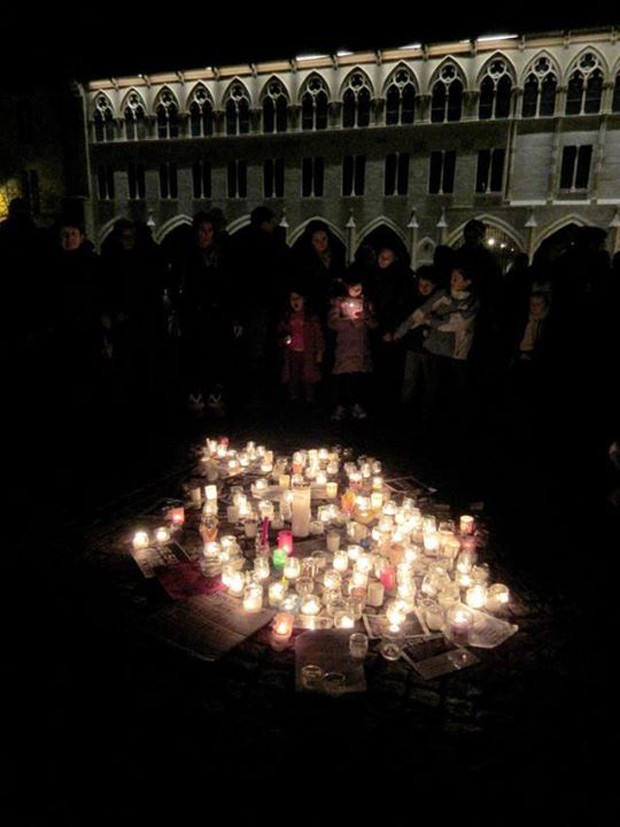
[204,484,218,502]
[446,606,473,645]
[325,481,338,499]
[271,612,294,650]
[323,569,342,591]
[299,592,321,615]
[465,583,487,609]
[154,526,171,545]
[485,583,510,612]
[168,506,185,527]
[279,474,291,490]
[132,530,149,550]
[370,491,384,509]
[386,601,406,628]
[333,610,355,629]
[283,556,301,580]
[268,579,287,607]
[459,514,475,535]
[333,550,349,572]
[315,470,327,486]
[228,571,245,596]
[243,582,263,612]
[253,556,271,581]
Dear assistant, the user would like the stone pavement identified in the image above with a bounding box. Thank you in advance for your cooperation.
[4,387,617,824]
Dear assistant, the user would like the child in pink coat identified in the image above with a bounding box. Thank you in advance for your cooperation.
[277,288,325,405]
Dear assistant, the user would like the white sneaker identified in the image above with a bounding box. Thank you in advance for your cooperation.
[351,403,367,420]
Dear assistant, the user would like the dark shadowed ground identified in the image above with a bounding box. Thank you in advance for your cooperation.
[3,367,617,824]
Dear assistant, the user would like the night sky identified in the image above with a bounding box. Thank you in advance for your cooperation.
[8,7,617,82]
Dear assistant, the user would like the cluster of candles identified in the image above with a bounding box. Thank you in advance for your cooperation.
[132,437,511,650]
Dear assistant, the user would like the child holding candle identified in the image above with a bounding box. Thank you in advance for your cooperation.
[327,273,378,421]
[276,288,325,408]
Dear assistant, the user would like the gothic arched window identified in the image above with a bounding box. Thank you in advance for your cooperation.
[431,63,463,123]
[612,71,620,113]
[262,79,288,133]
[385,68,416,125]
[155,89,179,139]
[189,85,214,137]
[300,74,329,131]
[522,56,557,117]
[565,52,604,115]
[124,92,147,140]
[479,57,513,120]
[342,70,372,128]
[93,95,115,142]
[225,82,251,136]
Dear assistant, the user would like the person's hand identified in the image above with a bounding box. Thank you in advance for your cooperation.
[383,332,394,343]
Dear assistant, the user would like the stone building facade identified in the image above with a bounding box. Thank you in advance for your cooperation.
[78,26,620,267]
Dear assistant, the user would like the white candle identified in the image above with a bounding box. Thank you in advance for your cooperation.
[291,486,311,538]
[333,550,349,572]
[366,580,385,608]
[459,514,475,535]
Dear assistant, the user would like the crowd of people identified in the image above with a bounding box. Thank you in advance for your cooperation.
[2,199,618,466]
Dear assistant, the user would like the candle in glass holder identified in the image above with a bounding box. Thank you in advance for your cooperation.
[253,556,271,581]
[244,518,258,538]
[268,579,287,607]
[351,569,368,589]
[366,580,385,608]
[315,470,327,486]
[311,550,328,570]
[456,570,473,589]
[325,481,338,499]
[295,576,314,596]
[485,583,510,612]
[168,506,185,527]
[243,582,263,612]
[471,563,490,584]
[465,583,487,609]
[283,556,301,580]
[333,550,349,572]
[309,519,324,535]
[459,514,475,535]
[279,474,291,490]
[370,491,384,510]
[154,526,171,545]
[300,593,322,616]
[323,569,342,591]
[271,612,294,650]
[228,571,245,596]
[446,606,473,645]
[132,530,149,550]
[333,609,355,629]
[421,598,443,631]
